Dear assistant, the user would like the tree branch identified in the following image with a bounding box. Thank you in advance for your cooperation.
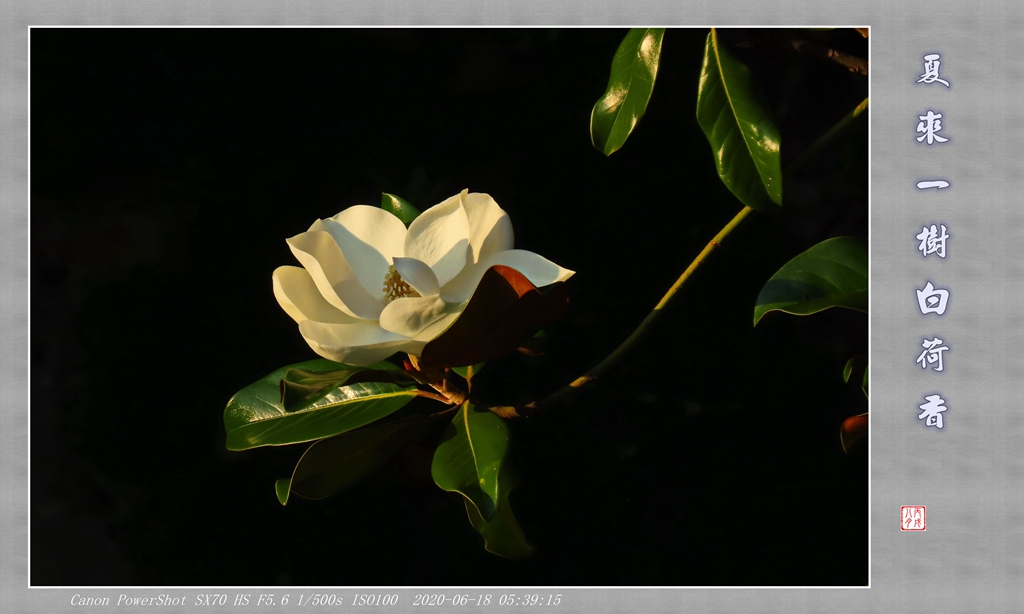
[766,31,868,76]
[495,206,753,418]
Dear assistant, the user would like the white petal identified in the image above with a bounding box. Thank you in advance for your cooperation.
[323,205,407,256]
[402,308,465,357]
[321,205,408,301]
[462,192,514,263]
[378,295,450,338]
[405,191,471,287]
[412,307,463,342]
[272,266,362,325]
[298,319,411,366]
[287,230,384,320]
[440,249,575,303]
[392,257,440,297]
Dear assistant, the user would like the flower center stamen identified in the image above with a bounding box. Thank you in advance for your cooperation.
[382,265,421,303]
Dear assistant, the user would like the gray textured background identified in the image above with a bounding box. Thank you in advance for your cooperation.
[5,1,1023,612]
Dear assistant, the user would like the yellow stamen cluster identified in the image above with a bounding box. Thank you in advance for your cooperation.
[382,265,421,303]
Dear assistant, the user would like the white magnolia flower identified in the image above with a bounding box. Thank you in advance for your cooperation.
[273,190,575,366]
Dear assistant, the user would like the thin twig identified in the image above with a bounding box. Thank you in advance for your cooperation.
[786,97,869,179]
[497,206,753,418]
[415,390,453,404]
[766,31,868,76]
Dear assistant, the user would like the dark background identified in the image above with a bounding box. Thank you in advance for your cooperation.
[31,28,868,586]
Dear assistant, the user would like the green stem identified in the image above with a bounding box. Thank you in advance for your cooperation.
[498,97,868,418]
[568,207,751,384]
[785,97,868,179]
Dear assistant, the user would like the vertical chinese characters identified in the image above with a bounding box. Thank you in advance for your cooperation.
[913,53,952,434]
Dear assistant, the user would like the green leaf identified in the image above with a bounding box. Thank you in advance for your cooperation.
[431,402,509,521]
[380,193,420,226]
[224,359,419,451]
[464,465,534,559]
[275,479,291,505]
[280,367,417,411]
[589,28,665,156]
[842,356,867,384]
[753,237,868,326]
[843,356,868,399]
[452,363,486,380]
[696,28,783,211]
[275,414,438,505]
[452,362,487,376]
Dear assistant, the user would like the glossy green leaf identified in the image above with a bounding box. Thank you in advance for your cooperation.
[276,414,438,505]
[589,28,665,156]
[224,359,419,451]
[842,356,866,384]
[696,28,783,211]
[381,193,420,226]
[431,402,509,521]
[843,356,868,399]
[843,354,868,399]
[464,465,533,559]
[753,237,868,326]
[280,367,417,411]
[275,479,291,506]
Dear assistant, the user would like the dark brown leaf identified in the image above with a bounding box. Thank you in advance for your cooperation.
[419,265,569,368]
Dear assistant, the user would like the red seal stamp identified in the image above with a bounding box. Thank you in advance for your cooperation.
[901,505,926,531]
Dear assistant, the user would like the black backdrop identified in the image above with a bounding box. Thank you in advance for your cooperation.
[30,28,868,586]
